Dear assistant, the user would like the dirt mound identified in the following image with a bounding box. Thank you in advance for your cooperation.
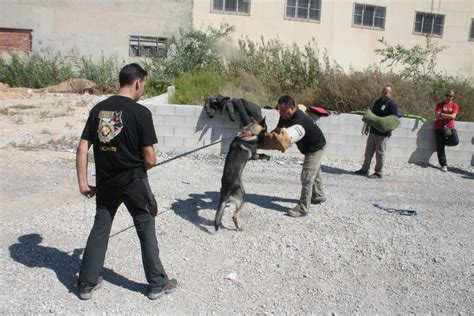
[45,78,97,93]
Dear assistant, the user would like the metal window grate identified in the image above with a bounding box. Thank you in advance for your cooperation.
[129,35,167,57]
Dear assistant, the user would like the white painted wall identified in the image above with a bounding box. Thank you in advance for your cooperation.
[193,0,474,78]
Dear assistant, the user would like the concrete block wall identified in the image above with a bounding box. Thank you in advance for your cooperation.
[144,103,474,167]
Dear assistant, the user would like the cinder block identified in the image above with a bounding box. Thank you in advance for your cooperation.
[325,133,347,144]
[456,121,474,132]
[152,115,165,126]
[174,126,195,138]
[390,137,417,148]
[155,125,174,137]
[458,132,473,142]
[164,116,185,127]
[164,136,184,147]
[393,128,409,138]
[153,104,176,115]
[346,135,367,146]
[184,137,202,148]
[175,105,199,116]
[156,135,164,146]
[184,116,200,127]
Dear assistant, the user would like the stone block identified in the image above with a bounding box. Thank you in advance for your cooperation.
[153,104,176,116]
[175,105,199,116]
[164,136,184,147]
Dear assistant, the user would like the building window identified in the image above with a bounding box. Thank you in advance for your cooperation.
[414,11,445,36]
[129,35,167,57]
[469,18,474,41]
[352,3,386,30]
[212,0,250,14]
[286,0,322,22]
[0,28,32,52]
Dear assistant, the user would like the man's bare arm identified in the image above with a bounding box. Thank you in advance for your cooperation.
[142,145,156,170]
[76,139,95,198]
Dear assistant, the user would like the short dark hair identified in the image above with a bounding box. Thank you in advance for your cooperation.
[119,63,148,87]
[277,95,295,107]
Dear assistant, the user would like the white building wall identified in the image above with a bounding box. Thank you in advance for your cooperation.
[193,0,474,78]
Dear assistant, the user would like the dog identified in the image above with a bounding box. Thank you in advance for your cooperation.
[214,118,269,231]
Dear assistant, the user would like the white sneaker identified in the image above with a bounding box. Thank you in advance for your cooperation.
[441,166,448,172]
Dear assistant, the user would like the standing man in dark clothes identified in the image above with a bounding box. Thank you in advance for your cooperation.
[75,63,177,300]
[276,95,327,218]
[354,84,400,179]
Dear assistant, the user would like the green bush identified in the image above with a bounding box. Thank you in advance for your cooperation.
[75,54,122,85]
[144,77,170,97]
[0,50,73,88]
[170,70,224,105]
[149,24,233,80]
[228,37,328,97]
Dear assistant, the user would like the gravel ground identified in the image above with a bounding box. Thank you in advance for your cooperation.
[1,145,473,314]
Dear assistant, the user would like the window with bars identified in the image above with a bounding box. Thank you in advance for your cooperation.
[414,12,445,36]
[352,3,386,30]
[212,0,250,14]
[285,0,322,22]
[129,35,167,57]
[469,18,474,41]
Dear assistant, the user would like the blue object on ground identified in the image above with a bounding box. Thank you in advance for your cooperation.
[373,203,417,216]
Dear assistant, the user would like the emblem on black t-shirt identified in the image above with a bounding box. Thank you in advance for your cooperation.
[97,111,123,143]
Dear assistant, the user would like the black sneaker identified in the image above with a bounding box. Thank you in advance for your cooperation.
[78,276,103,300]
[368,172,383,179]
[148,279,178,300]
[353,169,368,176]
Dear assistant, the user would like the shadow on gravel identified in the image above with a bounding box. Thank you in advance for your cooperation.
[409,163,473,179]
[9,233,147,298]
[321,165,355,175]
[448,167,474,179]
[171,191,298,233]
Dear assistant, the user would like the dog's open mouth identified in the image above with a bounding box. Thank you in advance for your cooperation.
[238,131,258,141]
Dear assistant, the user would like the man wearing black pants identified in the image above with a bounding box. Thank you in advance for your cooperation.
[76,63,176,300]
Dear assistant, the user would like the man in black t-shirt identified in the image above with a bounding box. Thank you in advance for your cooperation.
[354,84,400,179]
[76,63,177,300]
[276,95,327,218]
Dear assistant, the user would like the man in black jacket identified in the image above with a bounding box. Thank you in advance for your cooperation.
[354,84,400,179]
[276,95,327,218]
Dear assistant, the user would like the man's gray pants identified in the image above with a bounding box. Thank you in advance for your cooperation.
[299,147,325,213]
[361,133,389,174]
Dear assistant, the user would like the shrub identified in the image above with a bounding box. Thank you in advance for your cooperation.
[144,78,170,97]
[0,50,73,88]
[170,70,224,105]
[149,24,234,80]
[74,53,122,85]
[228,37,328,97]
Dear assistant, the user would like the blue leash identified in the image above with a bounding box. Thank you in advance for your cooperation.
[373,203,418,217]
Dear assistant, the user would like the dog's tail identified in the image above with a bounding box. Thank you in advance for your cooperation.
[214,201,226,231]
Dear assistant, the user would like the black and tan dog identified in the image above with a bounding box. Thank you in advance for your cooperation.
[214,118,269,231]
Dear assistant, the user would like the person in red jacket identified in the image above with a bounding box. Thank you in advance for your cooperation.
[434,89,459,172]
